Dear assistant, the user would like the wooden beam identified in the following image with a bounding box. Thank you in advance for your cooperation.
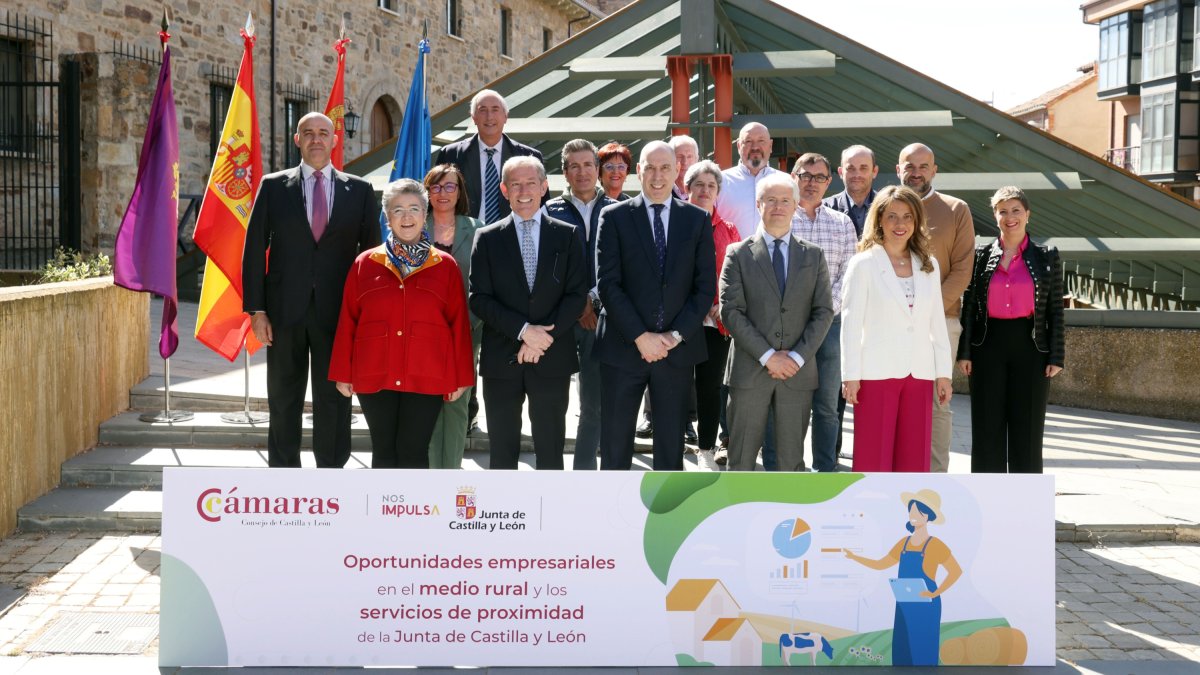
[732,50,836,78]
[733,111,954,137]
[567,56,667,80]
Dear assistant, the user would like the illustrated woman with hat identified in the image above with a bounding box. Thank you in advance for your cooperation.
[844,489,962,666]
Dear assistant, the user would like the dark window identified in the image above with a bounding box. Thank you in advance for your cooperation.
[543,28,553,52]
[283,98,309,168]
[500,7,512,56]
[447,0,461,37]
[209,83,233,159]
[0,38,29,153]
[378,0,395,11]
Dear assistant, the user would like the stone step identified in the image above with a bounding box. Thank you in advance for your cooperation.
[17,488,162,533]
[129,383,364,414]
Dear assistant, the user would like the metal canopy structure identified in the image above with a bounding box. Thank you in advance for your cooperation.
[349,0,1200,307]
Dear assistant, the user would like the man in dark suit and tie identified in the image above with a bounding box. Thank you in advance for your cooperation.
[543,139,615,470]
[594,141,716,471]
[242,112,381,468]
[434,89,544,225]
[719,174,834,471]
[468,156,587,470]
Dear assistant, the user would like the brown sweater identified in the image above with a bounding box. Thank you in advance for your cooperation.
[922,191,975,317]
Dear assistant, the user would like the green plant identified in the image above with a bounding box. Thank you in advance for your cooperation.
[35,247,112,284]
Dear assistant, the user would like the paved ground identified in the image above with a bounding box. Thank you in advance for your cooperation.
[1,301,1198,672]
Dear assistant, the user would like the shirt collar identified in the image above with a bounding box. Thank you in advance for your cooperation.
[480,139,502,154]
[565,188,601,205]
[922,187,939,200]
[301,162,332,181]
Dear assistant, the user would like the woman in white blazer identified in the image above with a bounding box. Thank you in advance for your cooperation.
[840,186,953,472]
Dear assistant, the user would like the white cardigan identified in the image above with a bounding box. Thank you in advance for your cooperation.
[840,246,953,382]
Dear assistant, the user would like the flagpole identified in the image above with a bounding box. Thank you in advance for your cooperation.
[140,334,194,423]
[220,337,269,424]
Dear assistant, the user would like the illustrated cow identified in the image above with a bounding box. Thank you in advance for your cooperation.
[779,631,834,666]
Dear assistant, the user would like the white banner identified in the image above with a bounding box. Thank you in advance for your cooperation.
[160,469,1054,667]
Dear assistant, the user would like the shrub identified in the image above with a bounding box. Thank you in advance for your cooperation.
[35,247,113,284]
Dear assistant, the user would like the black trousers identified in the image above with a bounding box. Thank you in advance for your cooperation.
[601,359,692,470]
[266,303,350,468]
[968,317,1049,473]
[357,390,443,468]
[694,327,731,450]
[483,370,571,470]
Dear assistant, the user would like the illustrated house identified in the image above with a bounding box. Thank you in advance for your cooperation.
[665,579,740,658]
[701,617,764,666]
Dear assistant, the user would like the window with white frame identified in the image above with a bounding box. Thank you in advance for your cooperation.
[1099,14,1132,90]
[1142,0,1178,81]
[1140,90,1176,173]
[447,0,461,37]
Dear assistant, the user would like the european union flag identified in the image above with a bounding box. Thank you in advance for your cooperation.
[380,39,431,241]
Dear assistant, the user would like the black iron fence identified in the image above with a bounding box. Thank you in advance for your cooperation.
[0,11,79,271]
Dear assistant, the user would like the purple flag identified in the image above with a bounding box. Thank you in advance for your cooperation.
[114,39,180,359]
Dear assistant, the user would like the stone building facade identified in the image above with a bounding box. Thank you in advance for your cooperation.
[0,0,630,266]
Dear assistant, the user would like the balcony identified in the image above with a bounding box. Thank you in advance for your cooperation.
[1105,145,1141,174]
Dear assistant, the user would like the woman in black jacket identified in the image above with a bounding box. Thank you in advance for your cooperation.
[956,186,1064,473]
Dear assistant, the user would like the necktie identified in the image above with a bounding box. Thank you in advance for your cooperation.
[651,203,667,330]
[311,170,328,241]
[521,219,537,291]
[773,237,786,295]
[484,148,501,224]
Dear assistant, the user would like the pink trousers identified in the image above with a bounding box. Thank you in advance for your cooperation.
[852,376,933,472]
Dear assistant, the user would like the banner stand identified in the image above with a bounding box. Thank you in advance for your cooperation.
[140,356,194,423]
[220,339,268,425]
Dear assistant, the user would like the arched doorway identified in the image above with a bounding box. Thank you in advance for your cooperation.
[370,96,398,148]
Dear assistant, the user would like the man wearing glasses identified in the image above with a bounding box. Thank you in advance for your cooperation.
[790,153,857,472]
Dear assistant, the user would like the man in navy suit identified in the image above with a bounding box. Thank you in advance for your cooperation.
[242,112,380,468]
[594,141,716,470]
[469,156,587,470]
[544,139,615,470]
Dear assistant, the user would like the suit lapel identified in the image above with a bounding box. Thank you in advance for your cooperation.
[662,198,690,279]
[326,170,353,234]
[532,215,560,295]
[462,137,482,216]
[873,246,912,314]
[783,236,805,300]
[750,234,781,300]
[284,167,313,244]
[628,195,660,276]
[452,215,475,254]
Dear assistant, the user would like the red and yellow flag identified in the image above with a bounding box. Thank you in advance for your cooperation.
[192,17,262,361]
[323,36,350,171]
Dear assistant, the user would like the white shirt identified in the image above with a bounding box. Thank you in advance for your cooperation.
[568,190,602,239]
[477,140,503,222]
[300,162,334,225]
[643,196,671,245]
[715,163,783,240]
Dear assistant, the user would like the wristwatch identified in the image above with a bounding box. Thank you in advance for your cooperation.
[590,295,603,314]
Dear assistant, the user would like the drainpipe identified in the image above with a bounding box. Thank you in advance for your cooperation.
[269,0,278,171]
[567,11,591,38]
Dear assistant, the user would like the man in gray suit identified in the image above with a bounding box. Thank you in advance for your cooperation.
[720,174,834,472]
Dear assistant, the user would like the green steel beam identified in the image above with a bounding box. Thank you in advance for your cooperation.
[731,50,837,78]
[567,56,667,80]
[734,111,954,137]
[461,116,670,140]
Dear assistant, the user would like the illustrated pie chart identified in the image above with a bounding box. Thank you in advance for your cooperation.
[772,517,812,559]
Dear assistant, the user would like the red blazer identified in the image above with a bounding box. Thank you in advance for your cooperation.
[329,247,474,397]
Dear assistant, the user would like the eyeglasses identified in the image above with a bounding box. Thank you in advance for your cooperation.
[388,206,424,218]
[429,183,458,194]
[795,173,830,184]
[602,163,628,173]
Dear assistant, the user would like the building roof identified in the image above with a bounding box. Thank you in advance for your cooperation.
[665,578,738,612]
[350,0,1200,302]
[1007,69,1096,117]
[702,617,755,642]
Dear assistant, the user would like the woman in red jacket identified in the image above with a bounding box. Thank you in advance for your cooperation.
[330,179,474,468]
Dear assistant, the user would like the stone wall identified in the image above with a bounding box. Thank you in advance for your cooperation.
[0,278,148,537]
[6,0,616,255]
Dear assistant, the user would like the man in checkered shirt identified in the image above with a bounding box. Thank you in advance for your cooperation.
[789,152,857,472]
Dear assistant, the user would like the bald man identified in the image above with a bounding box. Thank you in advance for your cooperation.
[896,143,975,473]
[715,122,783,240]
[243,112,381,468]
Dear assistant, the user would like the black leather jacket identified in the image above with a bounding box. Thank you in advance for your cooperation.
[957,237,1065,368]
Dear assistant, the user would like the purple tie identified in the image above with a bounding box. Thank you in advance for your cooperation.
[311,170,328,241]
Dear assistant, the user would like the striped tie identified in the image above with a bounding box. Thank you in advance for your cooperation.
[484,148,501,224]
[521,219,537,291]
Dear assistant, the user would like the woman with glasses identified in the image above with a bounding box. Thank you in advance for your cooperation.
[597,142,632,201]
[422,164,485,469]
[329,179,474,468]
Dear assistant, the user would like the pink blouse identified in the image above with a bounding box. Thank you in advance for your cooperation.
[987,235,1036,319]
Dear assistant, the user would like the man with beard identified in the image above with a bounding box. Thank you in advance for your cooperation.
[896,143,975,473]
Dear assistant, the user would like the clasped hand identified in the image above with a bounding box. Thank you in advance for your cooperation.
[765,352,800,380]
[635,332,680,363]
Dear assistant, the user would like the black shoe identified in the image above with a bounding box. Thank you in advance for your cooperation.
[635,418,653,439]
[468,422,481,436]
[684,422,698,445]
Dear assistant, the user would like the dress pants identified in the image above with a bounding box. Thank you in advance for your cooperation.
[810,318,842,472]
[930,316,962,473]
[572,325,602,470]
[694,327,730,450]
[428,334,480,469]
[727,382,813,472]
[601,360,691,470]
[266,302,351,468]
[358,390,443,468]
[483,370,571,470]
[852,376,933,472]
[968,317,1049,473]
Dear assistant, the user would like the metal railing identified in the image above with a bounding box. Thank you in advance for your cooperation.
[1104,145,1141,174]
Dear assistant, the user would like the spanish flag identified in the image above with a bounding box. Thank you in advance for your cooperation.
[192,14,262,361]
